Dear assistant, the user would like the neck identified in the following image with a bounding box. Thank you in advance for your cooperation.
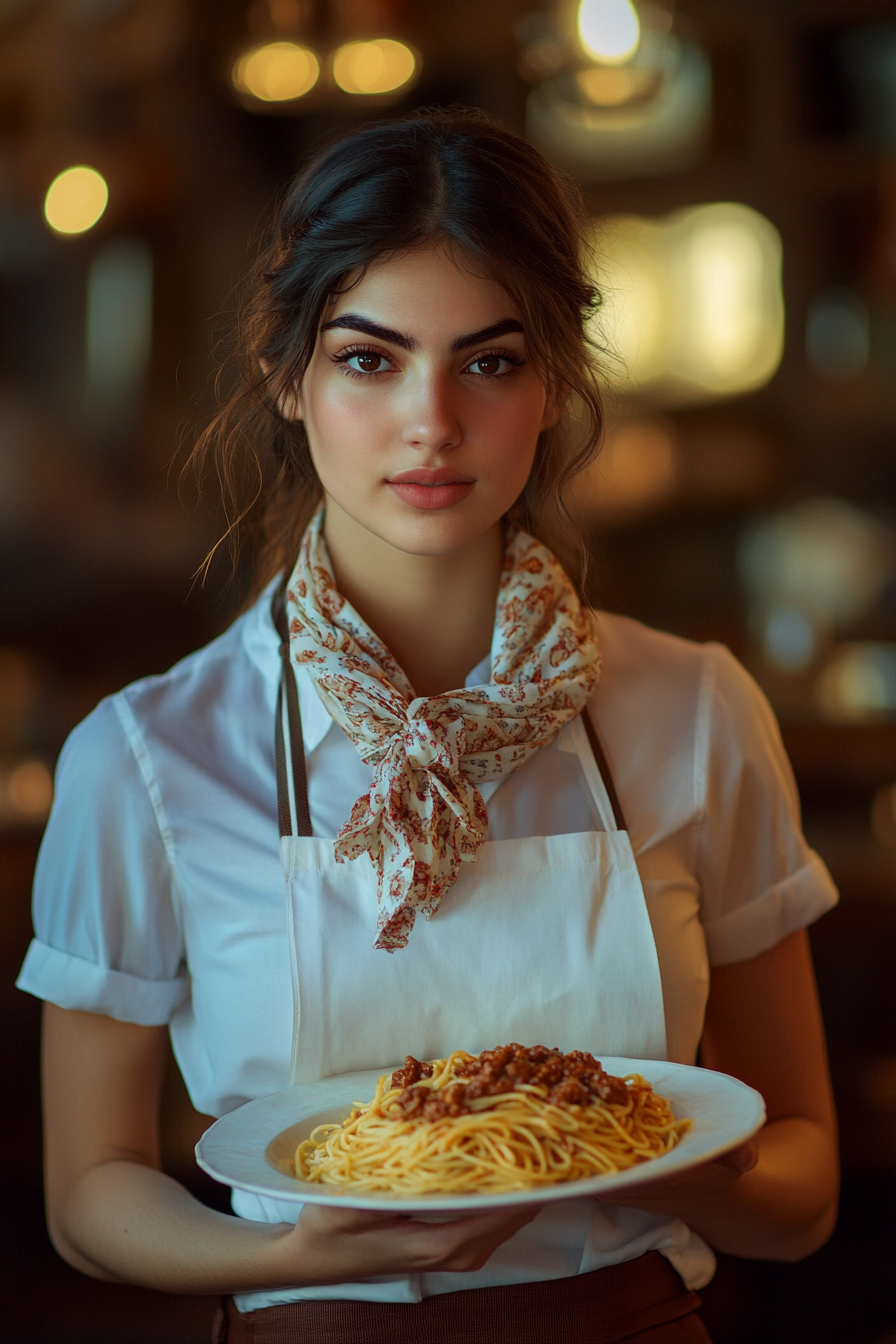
[322,502,504,697]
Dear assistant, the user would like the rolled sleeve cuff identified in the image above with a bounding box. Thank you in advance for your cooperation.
[16,940,188,1025]
[703,851,839,967]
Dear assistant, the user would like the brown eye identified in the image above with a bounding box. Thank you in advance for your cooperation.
[467,353,522,377]
[356,352,383,371]
[471,355,501,376]
[341,350,390,374]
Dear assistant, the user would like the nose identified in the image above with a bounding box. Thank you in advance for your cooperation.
[400,368,462,452]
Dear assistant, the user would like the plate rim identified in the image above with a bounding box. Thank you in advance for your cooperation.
[195,1056,766,1212]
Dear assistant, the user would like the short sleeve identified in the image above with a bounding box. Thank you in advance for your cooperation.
[696,645,838,966]
[16,696,188,1024]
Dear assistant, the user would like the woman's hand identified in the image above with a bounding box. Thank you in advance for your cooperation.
[593,1139,760,1220]
[276,1203,542,1285]
[598,930,839,1261]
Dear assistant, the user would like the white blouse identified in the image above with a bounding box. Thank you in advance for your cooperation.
[17,582,838,1302]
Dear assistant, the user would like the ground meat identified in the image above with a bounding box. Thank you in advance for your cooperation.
[390,1056,435,1090]
[547,1077,593,1107]
[392,1044,630,1121]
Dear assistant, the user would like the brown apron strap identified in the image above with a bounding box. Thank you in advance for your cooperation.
[272,583,313,839]
[272,582,627,839]
[580,708,628,833]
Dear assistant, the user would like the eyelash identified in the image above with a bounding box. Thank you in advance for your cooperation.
[331,345,396,380]
[466,349,526,380]
[330,345,527,381]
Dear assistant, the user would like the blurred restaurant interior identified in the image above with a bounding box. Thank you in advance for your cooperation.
[2,0,896,1339]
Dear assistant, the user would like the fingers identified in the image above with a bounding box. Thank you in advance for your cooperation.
[590,1143,761,1209]
[294,1199,544,1279]
[412,1205,542,1273]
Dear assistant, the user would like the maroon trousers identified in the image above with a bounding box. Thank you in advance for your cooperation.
[212,1251,712,1344]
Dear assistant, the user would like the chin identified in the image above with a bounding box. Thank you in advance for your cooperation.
[379,517,493,558]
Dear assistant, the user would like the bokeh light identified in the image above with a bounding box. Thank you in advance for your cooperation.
[740,499,895,630]
[816,643,896,722]
[577,65,643,105]
[740,498,896,675]
[593,215,668,385]
[332,39,417,95]
[8,760,53,821]
[806,288,870,381]
[680,212,774,386]
[577,0,640,65]
[576,417,679,522]
[761,607,819,673]
[233,41,320,102]
[592,202,784,402]
[528,31,711,182]
[85,237,154,432]
[43,166,109,236]
[0,758,53,826]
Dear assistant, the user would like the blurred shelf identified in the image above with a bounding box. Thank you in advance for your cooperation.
[803,817,896,903]
[783,722,896,792]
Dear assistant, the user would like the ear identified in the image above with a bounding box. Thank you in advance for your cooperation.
[260,359,304,422]
[278,382,304,422]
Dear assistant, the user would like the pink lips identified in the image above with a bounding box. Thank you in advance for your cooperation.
[387,467,474,511]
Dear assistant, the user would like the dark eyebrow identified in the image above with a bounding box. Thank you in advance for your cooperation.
[319,315,417,350]
[318,315,525,353]
[451,319,525,352]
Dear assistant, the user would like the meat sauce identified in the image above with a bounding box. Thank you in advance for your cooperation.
[390,1043,630,1122]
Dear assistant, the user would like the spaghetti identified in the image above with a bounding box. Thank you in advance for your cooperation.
[294,1044,690,1195]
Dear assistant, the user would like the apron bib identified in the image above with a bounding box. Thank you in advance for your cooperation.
[274,624,668,1084]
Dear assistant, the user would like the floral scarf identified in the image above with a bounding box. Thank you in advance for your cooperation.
[284,511,601,951]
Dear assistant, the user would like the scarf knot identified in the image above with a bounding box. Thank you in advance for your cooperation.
[404,711,465,775]
[285,511,601,952]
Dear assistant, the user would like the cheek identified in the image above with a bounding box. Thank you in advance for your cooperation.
[485,398,544,480]
[304,383,387,476]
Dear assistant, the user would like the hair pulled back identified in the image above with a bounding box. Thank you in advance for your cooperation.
[191,109,604,595]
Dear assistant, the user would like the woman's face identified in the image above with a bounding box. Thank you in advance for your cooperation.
[292,245,554,558]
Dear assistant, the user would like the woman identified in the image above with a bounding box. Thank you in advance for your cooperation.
[18,111,839,1343]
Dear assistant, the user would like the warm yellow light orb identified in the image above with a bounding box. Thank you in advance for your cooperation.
[577,65,638,105]
[233,41,319,102]
[332,38,417,95]
[44,166,109,236]
[672,203,784,395]
[577,0,641,65]
[591,202,784,404]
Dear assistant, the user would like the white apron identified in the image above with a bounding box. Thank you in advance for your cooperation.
[240,618,683,1306]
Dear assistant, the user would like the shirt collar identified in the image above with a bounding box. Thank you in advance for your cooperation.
[242,578,495,756]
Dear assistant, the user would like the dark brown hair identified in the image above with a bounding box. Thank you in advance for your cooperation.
[190,109,604,595]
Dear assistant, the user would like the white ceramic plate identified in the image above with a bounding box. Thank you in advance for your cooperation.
[195,1058,765,1213]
